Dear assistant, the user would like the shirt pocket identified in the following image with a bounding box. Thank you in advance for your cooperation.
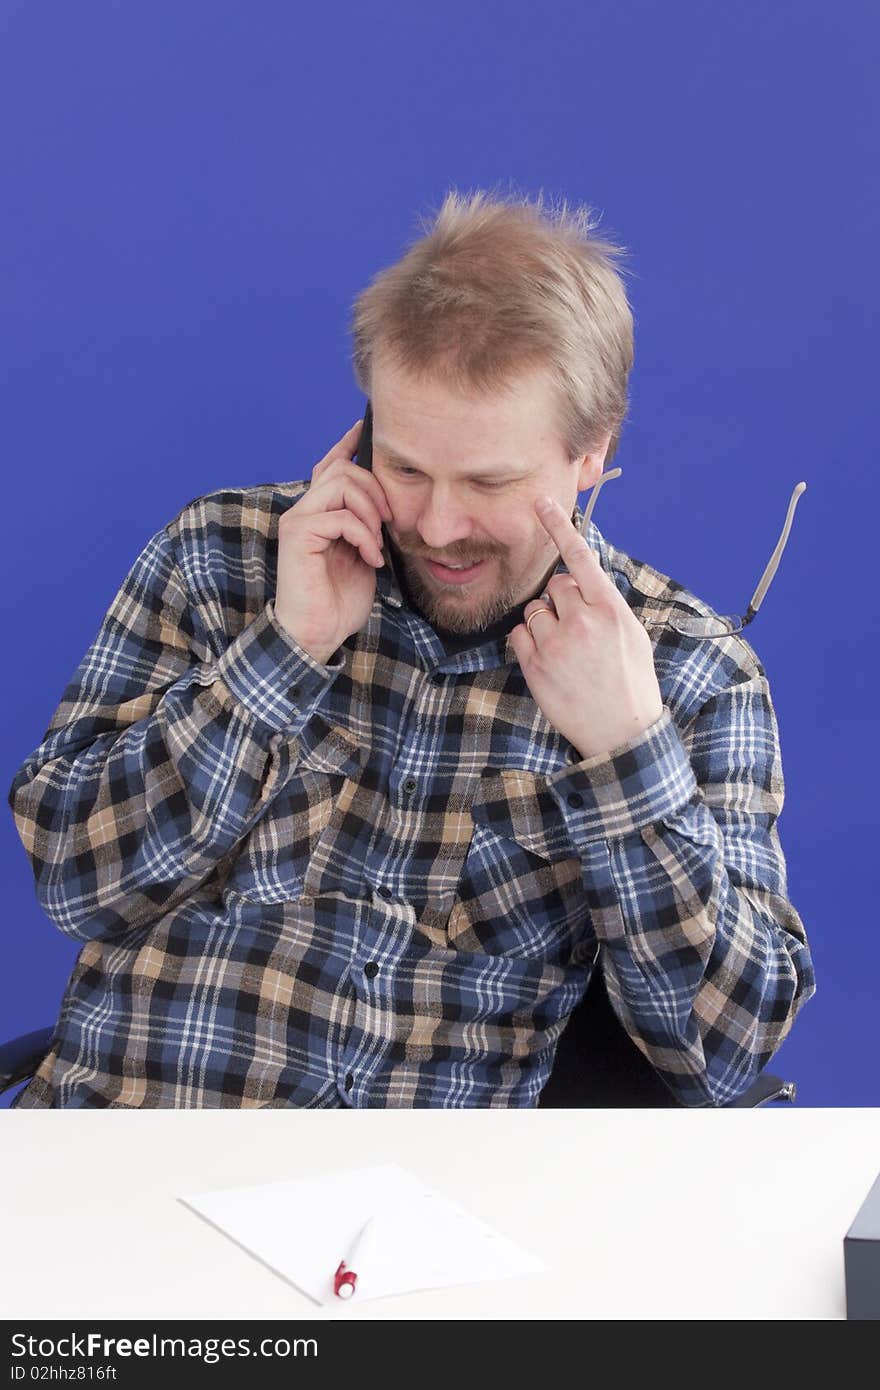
[223,716,365,905]
[446,767,596,968]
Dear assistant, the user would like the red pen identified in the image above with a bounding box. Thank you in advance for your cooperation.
[333,1216,379,1299]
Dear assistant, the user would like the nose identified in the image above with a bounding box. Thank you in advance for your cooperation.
[414,487,475,554]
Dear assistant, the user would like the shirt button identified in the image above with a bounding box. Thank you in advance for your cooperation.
[364,961,379,979]
[567,792,585,809]
[402,777,418,795]
[376,885,392,899]
[344,1073,354,1092]
[288,684,300,700]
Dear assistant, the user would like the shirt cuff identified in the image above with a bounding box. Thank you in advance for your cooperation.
[211,599,345,734]
[545,706,699,850]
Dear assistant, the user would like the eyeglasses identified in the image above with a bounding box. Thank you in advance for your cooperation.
[579,468,807,640]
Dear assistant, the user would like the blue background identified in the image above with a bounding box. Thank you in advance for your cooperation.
[2,1,876,1106]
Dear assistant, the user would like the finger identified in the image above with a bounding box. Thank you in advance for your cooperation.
[302,508,385,567]
[508,620,540,665]
[308,477,387,543]
[533,497,608,603]
[543,572,587,615]
[313,419,365,473]
[521,601,558,645]
[310,459,394,522]
[347,463,394,522]
[522,597,557,622]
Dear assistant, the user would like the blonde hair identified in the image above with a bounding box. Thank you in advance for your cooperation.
[350,183,635,465]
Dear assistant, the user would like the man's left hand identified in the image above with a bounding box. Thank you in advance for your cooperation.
[508,496,665,761]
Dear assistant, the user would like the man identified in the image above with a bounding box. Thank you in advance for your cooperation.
[7,189,815,1107]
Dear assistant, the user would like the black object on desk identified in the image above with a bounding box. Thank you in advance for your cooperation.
[845,1171,880,1320]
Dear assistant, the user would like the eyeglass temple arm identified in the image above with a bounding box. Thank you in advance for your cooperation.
[579,473,807,617]
[579,468,622,536]
[747,482,807,614]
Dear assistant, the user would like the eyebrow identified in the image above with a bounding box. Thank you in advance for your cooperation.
[373,438,531,480]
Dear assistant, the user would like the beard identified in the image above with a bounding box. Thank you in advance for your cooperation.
[386,530,555,636]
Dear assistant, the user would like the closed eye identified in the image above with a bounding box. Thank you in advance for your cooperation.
[392,464,510,490]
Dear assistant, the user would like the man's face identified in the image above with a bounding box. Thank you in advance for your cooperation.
[370,357,610,633]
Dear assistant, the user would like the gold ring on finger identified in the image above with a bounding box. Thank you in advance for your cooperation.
[525,604,555,637]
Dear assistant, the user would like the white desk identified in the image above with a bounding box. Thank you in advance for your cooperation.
[1,1109,877,1320]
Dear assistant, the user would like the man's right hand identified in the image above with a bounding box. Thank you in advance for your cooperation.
[273,419,394,665]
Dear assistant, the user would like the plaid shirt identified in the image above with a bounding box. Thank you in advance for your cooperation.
[7,480,815,1108]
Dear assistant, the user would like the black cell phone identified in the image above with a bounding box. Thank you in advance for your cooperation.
[354,398,373,471]
[353,396,390,574]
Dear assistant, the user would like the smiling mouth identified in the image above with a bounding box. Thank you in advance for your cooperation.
[422,556,489,584]
[428,559,480,569]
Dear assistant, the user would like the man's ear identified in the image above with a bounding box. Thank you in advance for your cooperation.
[576,432,613,492]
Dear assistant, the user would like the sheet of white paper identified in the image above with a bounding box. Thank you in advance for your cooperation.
[179,1163,546,1306]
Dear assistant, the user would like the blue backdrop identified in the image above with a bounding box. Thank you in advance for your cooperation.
[2,1,876,1106]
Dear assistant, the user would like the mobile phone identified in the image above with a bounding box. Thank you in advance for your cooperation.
[354,398,373,471]
[354,397,389,572]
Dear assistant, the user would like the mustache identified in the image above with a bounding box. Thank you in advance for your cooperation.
[420,554,490,565]
[389,532,501,566]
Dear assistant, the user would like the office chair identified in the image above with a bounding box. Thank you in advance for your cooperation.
[1,1027,53,1102]
[0,965,795,1107]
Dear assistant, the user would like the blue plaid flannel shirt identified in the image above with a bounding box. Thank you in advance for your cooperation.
[7,481,815,1107]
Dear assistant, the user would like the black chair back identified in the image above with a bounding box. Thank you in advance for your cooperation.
[539,963,681,1107]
